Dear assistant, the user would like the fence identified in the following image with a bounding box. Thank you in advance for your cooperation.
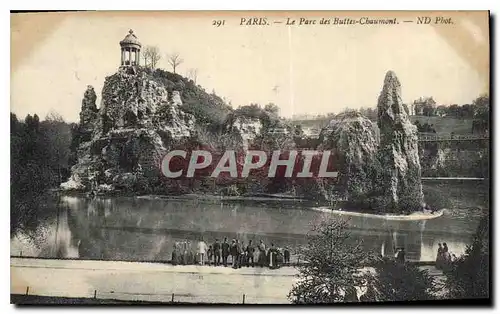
[418,134,489,142]
[15,286,288,304]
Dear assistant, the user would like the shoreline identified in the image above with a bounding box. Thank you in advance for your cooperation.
[59,190,445,220]
[313,207,445,221]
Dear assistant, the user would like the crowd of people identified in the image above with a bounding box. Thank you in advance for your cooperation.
[170,237,292,269]
[170,239,456,270]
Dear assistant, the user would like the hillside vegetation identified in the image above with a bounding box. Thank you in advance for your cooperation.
[409,116,473,135]
[150,68,233,128]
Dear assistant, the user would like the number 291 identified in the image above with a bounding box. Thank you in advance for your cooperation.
[212,20,226,27]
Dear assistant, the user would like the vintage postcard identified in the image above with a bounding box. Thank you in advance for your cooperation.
[10,11,490,305]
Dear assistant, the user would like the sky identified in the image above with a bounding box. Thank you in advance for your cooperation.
[11,11,489,122]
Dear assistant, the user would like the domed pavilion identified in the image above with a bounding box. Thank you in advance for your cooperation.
[120,29,142,66]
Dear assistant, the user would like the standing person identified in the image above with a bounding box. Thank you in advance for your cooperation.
[268,243,278,269]
[277,247,284,268]
[207,245,213,266]
[396,248,406,263]
[197,237,208,266]
[443,243,449,253]
[171,243,178,266]
[284,246,290,265]
[230,239,238,269]
[213,239,221,266]
[222,237,230,267]
[238,240,245,268]
[181,241,187,265]
[187,241,194,265]
[253,242,260,267]
[246,240,255,267]
[258,240,267,267]
[436,243,444,269]
[442,243,451,271]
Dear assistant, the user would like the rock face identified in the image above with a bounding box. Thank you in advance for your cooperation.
[79,85,99,140]
[62,67,196,192]
[317,111,380,202]
[376,71,424,212]
[231,116,262,150]
[171,91,183,106]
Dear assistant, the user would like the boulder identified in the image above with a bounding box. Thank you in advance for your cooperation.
[376,71,424,212]
[317,110,380,202]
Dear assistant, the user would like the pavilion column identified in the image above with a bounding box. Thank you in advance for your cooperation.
[121,49,125,65]
[136,49,140,65]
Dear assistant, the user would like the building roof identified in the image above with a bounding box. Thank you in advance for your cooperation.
[119,29,142,48]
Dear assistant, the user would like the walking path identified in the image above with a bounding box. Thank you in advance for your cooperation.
[11,258,445,304]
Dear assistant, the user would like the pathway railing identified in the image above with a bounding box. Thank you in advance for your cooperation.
[418,134,489,142]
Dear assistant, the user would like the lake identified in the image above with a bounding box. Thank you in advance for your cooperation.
[10,182,489,263]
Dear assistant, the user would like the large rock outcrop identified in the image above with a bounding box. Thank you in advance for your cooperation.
[316,111,380,203]
[79,85,99,140]
[376,71,424,212]
[62,67,196,192]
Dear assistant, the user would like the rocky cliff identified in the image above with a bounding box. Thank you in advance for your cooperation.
[376,71,424,212]
[62,67,196,193]
[317,111,380,203]
[314,71,426,213]
[62,67,426,213]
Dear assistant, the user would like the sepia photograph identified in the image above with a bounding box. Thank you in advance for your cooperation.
[9,10,490,305]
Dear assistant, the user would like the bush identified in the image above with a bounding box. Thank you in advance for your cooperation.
[422,184,452,210]
[288,218,370,303]
[369,257,437,302]
[445,215,489,299]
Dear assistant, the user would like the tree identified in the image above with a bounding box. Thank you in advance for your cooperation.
[473,94,489,119]
[472,94,490,134]
[447,104,460,117]
[436,105,447,117]
[142,46,161,69]
[187,68,198,84]
[264,103,280,116]
[235,104,262,118]
[41,111,72,185]
[367,257,437,302]
[358,107,377,121]
[445,214,489,299]
[288,218,370,303]
[11,112,72,236]
[459,104,475,119]
[167,52,184,74]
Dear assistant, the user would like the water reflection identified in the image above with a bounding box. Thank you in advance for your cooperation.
[11,190,484,263]
[11,206,80,259]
